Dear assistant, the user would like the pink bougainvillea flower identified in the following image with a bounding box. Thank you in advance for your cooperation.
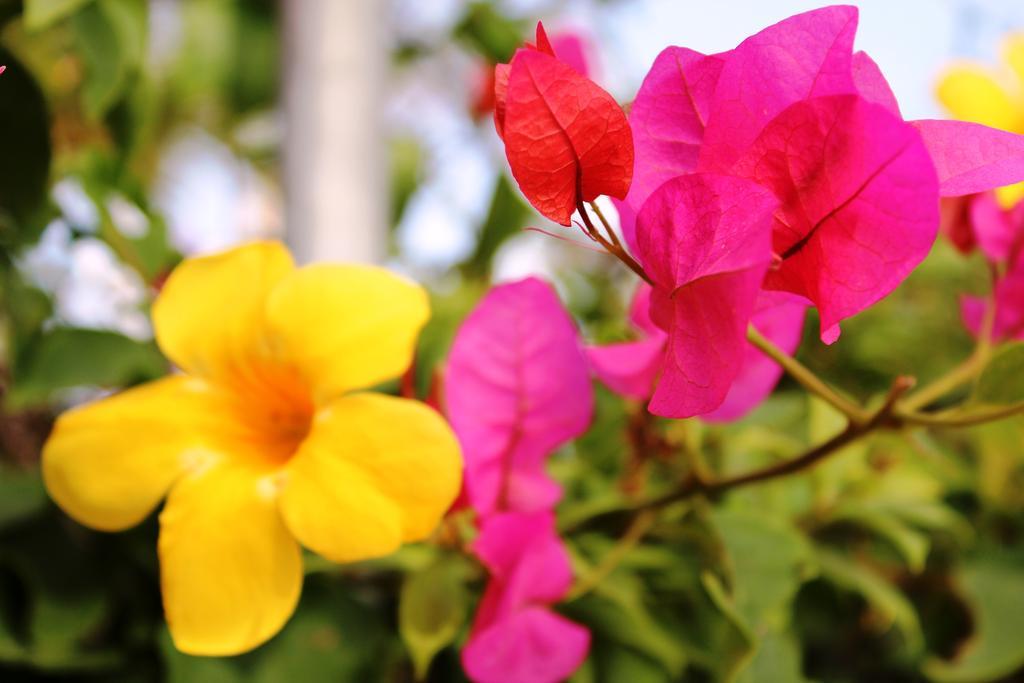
[461,512,589,683]
[495,23,633,225]
[962,263,1024,341]
[698,5,859,174]
[445,277,594,517]
[621,6,1024,350]
[615,46,725,252]
[851,51,901,116]
[966,191,1024,263]
[958,192,1024,340]
[911,119,1024,197]
[634,173,778,418]
[729,94,940,340]
[587,285,805,421]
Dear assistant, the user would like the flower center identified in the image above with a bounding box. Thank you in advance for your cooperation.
[224,365,316,466]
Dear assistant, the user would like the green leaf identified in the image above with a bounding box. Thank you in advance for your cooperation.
[699,572,756,683]
[159,629,245,683]
[1,269,53,352]
[461,175,531,280]
[828,504,931,573]
[0,50,52,237]
[399,555,469,680]
[738,630,813,683]
[973,342,1024,406]
[815,548,923,653]
[248,579,390,683]
[23,0,94,30]
[713,510,814,627]
[0,467,47,529]
[924,556,1024,683]
[454,2,525,63]
[390,137,423,229]
[709,512,814,683]
[71,0,147,119]
[9,327,166,408]
[564,569,687,676]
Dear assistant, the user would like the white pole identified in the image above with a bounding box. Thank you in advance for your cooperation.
[283,0,387,265]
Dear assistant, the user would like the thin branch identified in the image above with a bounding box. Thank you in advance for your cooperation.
[523,226,608,254]
[747,326,868,423]
[576,199,652,285]
[631,376,914,512]
[897,401,1024,428]
[903,279,997,411]
[588,200,623,249]
[566,509,657,601]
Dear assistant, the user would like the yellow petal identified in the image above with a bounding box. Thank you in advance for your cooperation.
[159,458,302,656]
[996,181,1024,208]
[278,393,461,564]
[152,241,294,385]
[1004,34,1024,91]
[42,376,227,532]
[265,265,430,402]
[937,65,1022,131]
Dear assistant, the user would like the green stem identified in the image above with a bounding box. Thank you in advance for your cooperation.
[566,509,657,600]
[747,326,868,423]
[576,200,652,285]
[588,201,623,249]
[897,402,1024,428]
[902,270,997,411]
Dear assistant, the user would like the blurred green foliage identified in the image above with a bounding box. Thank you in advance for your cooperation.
[1,1,1024,682]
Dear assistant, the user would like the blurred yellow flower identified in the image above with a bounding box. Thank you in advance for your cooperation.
[42,241,462,656]
[938,34,1024,205]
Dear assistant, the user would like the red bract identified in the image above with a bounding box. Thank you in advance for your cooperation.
[484,27,592,123]
[496,24,633,225]
[444,278,594,517]
[635,173,778,418]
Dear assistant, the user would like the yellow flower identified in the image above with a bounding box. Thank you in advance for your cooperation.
[41,241,462,656]
[938,34,1024,205]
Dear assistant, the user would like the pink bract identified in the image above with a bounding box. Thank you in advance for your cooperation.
[635,173,778,418]
[703,291,807,422]
[962,265,1024,341]
[911,120,1024,197]
[730,94,939,340]
[698,5,858,174]
[445,278,594,517]
[618,47,724,252]
[587,286,806,421]
[462,512,590,683]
